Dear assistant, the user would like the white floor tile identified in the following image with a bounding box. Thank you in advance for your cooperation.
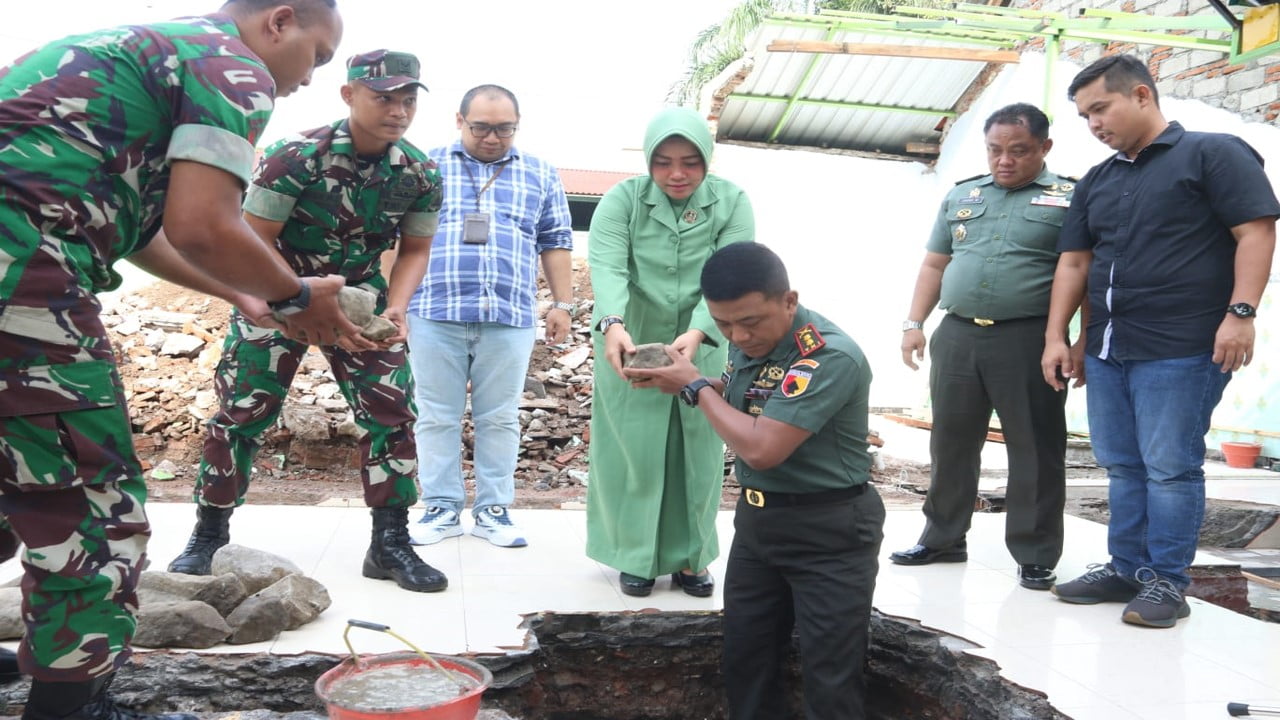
[3,503,1278,720]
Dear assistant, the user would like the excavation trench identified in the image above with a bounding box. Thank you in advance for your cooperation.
[0,612,1067,720]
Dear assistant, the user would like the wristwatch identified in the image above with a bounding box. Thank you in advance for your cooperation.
[1227,302,1257,319]
[597,315,624,334]
[902,320,924,332]
[552,301,576,316]
[680,378,714,407]
[267,281,311,317]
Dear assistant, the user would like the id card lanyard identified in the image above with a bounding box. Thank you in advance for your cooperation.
[459,159,508,244]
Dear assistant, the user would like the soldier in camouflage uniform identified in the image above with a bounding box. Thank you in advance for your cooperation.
[166,50,449,594]
[0,2,347,719]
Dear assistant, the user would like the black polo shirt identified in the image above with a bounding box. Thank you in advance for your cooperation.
[1058,122,1280,361]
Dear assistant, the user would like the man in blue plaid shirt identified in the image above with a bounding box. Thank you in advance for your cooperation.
[407,84,573,548]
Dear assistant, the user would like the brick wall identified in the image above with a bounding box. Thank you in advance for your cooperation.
[1016,0,1280,125]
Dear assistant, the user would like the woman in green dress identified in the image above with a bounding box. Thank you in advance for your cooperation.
[585,107,755,597]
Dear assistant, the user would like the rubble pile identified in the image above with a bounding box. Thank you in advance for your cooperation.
[104,262,601,497]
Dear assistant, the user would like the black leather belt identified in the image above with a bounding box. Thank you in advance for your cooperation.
[741,484,865,509]
[946,314,1046,327]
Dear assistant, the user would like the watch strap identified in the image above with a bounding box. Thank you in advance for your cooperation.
[680,377,714,407]
[597,315,624,333]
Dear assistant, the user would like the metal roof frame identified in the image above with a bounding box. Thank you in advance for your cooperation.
[711,2,1272,159]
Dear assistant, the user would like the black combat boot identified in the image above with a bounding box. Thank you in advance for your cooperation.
[166,505,233,575]
[362,507,448,592]
[0,647,20,683]
[23,673,197,720]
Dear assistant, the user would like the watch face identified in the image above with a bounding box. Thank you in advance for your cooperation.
[1229,303,1256,318]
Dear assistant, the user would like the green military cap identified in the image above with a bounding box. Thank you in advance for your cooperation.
[346,49,428,92]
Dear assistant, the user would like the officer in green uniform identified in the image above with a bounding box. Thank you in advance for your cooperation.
[166,50,448,594]
[625,242,885,720]
[0,2,346,718]
[890,103,1079,591]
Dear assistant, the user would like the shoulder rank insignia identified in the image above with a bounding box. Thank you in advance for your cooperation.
[794,323,826,357]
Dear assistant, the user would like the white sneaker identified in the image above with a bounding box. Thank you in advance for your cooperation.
[471,506,528,548]
[408,506,463,546]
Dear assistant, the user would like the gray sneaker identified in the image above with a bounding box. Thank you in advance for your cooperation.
[1121,567,1191,628]
[1050,563,1141,604]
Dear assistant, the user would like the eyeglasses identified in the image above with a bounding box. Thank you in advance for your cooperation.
[464,122,518,139]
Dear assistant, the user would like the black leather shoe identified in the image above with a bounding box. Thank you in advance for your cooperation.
[672,570,715,598]
[1018,564,1056,591]
[889,542,968,566]
[620,572,655,597]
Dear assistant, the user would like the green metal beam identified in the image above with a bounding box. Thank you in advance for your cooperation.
[731,93,956,119]
[767,26,838,143]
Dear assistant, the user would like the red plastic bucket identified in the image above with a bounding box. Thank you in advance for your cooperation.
[315,652,492,720]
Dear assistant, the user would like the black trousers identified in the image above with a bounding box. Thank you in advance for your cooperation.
[919,314,1066,566]
[722,486,885,720]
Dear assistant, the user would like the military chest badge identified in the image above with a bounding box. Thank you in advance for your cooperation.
[682,209,699,224]
[958,187,984,205]
[1060,183,1075,192]
[956,208,973,219]
[794,323,826,357]
[953,223,967,242]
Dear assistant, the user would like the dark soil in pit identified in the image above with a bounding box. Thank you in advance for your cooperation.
[0,612,1069,720]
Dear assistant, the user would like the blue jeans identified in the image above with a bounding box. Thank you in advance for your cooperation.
[1085,352,1230,588]
[407,318,535,515]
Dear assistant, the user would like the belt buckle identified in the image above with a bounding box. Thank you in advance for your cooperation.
[745,488,765,508]
[973,317,995,327]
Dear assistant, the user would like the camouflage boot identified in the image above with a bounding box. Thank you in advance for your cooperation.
[362,507,448,593]
[166,505,232,575]
[22,673,197,720]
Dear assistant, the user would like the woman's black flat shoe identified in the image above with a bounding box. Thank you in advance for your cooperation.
[672,570,715,597]
[620,572,656,597]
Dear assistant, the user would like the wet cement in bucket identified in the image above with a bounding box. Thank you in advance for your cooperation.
[325,663,472,712]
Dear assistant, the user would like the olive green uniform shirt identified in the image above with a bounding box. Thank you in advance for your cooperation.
[723,306,872,494]
[928,167,1076,320]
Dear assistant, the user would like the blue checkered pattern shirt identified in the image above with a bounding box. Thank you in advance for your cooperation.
[408,141,573,327]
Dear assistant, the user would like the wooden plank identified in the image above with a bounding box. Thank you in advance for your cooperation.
[905,142,942,155]
[1243,571,1280,591]
[767,40,1022,64]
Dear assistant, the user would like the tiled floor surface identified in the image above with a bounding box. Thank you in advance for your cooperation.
[5,500,1279,720]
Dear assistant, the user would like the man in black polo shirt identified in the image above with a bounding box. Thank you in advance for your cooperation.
[625,243,885,720]
[1042,55,1278,628]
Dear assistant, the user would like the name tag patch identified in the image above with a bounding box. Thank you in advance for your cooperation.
[1030,195,1070,208]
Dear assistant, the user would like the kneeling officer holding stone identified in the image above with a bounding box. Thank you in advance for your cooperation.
[624,242,885,720]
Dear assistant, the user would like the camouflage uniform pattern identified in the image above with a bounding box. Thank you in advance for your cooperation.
[0,14,277,680]
[196,120,442,509]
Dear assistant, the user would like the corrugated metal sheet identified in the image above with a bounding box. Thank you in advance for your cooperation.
[558,168,638,198]
[714,21,1003,158]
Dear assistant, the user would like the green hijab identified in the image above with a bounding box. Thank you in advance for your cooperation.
[642,107,714,172]
[642,107,714,210]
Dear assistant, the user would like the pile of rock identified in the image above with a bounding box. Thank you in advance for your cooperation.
[0,546,330,649]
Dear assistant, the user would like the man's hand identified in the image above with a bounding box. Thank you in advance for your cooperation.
[603,323,637,380]
[545,308,571,345]
[232,293,287,333]
[280,275,368,347]
[380,306,409,345]
[623,346,702,393]
[901,329,926,370]
[1213,314,1255,372]
[670,329,707,361]
[1040,339,1073,391]
[1067,335,1087,388]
